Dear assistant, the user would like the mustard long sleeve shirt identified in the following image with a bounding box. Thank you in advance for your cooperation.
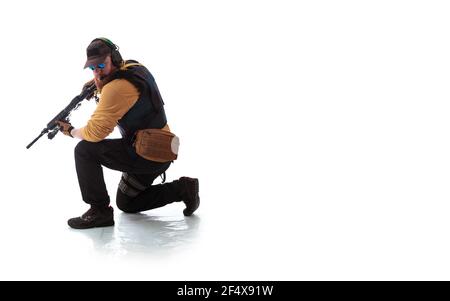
[81,79,140,142]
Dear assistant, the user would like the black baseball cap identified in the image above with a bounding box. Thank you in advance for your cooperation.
[83,39,112,69]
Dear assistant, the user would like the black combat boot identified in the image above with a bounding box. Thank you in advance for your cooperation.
[178,177,200,216]
[68,205,114,229]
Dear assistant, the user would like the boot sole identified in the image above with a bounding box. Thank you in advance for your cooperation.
[68,220,115,230]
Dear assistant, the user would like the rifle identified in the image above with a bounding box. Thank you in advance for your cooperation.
[26,83,97,149]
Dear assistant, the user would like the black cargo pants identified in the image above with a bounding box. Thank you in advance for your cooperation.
[74,139,182,212]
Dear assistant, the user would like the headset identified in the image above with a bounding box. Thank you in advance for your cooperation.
[92,37,124,67]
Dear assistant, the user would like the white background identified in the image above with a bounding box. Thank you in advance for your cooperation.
[1,0,450,280]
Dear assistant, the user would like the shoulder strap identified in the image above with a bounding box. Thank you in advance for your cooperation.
[121,62,143,70]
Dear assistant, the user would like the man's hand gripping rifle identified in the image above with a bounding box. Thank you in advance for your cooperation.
[26,82,97,149]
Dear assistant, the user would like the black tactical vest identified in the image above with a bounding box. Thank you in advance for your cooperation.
[107,60,167,144]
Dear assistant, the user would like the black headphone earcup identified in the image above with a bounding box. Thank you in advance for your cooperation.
[111,50,122,67]
[111,51,117,66]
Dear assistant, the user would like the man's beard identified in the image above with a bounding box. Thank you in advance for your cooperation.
[94,69,118,91]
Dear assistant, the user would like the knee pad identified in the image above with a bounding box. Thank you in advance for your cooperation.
[118,173,148,198]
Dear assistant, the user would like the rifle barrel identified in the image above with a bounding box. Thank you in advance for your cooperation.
[26,129,48,149]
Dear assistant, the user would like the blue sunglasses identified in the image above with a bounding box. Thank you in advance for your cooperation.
[88,63,106,71]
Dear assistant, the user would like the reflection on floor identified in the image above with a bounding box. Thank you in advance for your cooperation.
[68,211,201,257]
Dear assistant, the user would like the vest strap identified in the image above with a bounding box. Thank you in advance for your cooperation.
[121,62,143,70]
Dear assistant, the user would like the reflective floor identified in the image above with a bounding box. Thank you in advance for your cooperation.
[5,148,450,281]
[68,211,201,256]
